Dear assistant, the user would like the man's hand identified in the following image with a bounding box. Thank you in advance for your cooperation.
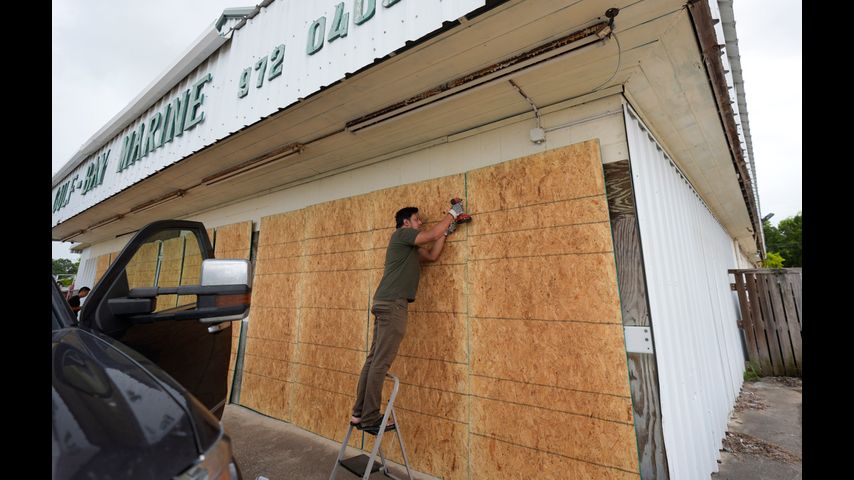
[445,221,457,237]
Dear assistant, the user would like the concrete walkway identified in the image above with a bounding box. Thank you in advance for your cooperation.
[711,377,802,480]
[222,404,439,480]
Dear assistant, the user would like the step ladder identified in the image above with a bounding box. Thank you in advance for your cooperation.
[329,373,413,480]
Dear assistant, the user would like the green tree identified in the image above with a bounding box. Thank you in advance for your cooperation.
[762,211,802,267]
[52,258,79,287]
[762,251,785,268]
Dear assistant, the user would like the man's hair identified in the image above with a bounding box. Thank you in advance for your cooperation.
[79,287,91,293]
[395,207,419,228]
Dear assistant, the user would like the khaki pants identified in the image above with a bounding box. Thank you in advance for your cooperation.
[351,298,408,426]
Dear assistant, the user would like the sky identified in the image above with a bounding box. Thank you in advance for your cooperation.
[52,0,802,260]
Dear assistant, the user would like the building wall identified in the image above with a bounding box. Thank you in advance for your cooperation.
[625,107,745,480]
[77,95,639,478]
[241,139,638,479]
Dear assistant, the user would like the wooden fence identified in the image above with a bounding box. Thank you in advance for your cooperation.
[730,268,802,376]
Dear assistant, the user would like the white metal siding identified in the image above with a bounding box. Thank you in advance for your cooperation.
[52,0,484,225]
[625,106,745,480]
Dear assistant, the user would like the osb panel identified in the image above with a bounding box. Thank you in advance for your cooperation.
[303,250,372,272]
[305,194,376,238]
[389,383,467,423]
[125,242,158,289]
[259,210,306,245]
[300,270,370,310]
[178,237,203,306]
[290,383,360,445]
[257,241,302,260]
[364,408,468,480]
[214,221,253,259]
[392,355,467,393]
[470,319,631,397]
[467,140,604,213]
[409,264,466,313]
[303,231,372,255]
[95,254,111,282]
[471,435,639,480]
[469,223,613,260]
[471,375,633,424]
[155,237,185,311]
[398,311,467,364]
[469,254,621,323]
[254,257,303,275]
[366,174,466,231]
[472,397,639,473]
[298,307,367,351]
[246,307,297,340]
[243,337,293,362]
[238,372,290,420]
[293,363,359,396]
[469,196,610,236]
[296,343,364,374]
[241,352,290,381]
[251,273,301,308]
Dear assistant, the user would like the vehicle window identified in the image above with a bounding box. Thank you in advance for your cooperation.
[52,309,62,331]
[124,229,203,311]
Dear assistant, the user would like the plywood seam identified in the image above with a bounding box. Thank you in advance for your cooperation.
[471,373,631,399]
[471,316,622,325]
[472,193,607,215]
[293,381,356,398]
[472,394,633,426]
[470,251,614,261]
[469,220,612,237]
[297,340,367,353]
[397,353,467,365]
[392,405,469,426]
[471,432,641,476]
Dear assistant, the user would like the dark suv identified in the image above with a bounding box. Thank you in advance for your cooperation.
[52,220,252,480]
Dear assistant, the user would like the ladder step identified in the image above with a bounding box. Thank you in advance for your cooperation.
[360,423,396,436]
[339,454,383,477]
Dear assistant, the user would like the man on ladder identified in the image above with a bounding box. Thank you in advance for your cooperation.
[350,198,471,433]
[331,199,471,479]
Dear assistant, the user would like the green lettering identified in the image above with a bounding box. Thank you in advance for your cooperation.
[269,45,285,80]
[143,113,162,157]
[382,0,400,6]
[173,89,190,137]
[98,150,110,185]
[254,57,268,88]
[307,17,326,55]
[130,123,145,164]
[354,0,375,25]
[118,134,131,172]
[328,3,349,42]
[238,67,251,98]
[186,74,212,130]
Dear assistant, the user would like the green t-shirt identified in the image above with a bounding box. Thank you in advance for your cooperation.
[373,227,421,302]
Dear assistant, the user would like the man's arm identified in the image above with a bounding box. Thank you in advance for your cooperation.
[413,213,454,246]
[418,233,447,262]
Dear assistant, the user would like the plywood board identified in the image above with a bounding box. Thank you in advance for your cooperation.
[471,319,631,397]
[466,141,605,213]
[214,221,253,259]
[471,397,639,472]
[155,237,184,311]
[469,254,621,323]
[229,140,635,478]
[471,435,639,480]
